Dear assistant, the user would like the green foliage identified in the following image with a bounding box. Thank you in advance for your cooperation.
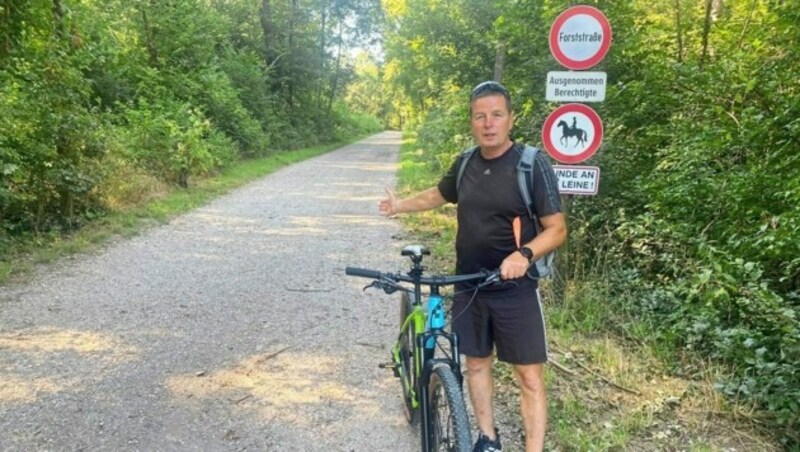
[1,0,381,239]
[381,0,799,444]
[414,102,473,173]
[115,98,236,185]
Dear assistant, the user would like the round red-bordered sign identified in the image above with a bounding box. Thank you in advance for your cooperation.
[541,103,604,164]
[549,6,612,70]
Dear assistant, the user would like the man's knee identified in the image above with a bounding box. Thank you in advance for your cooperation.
[514,363,545,394]
[465,355,493,375]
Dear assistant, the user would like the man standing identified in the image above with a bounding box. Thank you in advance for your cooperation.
[378,81,566,452]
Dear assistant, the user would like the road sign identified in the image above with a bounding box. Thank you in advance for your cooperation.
[546,71,607,102]
[541,103,603,164]
[553,165,600,195]
[549,6,612,70]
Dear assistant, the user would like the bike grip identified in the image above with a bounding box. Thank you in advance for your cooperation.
[345,267,382,279]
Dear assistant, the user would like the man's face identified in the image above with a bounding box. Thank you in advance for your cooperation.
[470,94,514,153]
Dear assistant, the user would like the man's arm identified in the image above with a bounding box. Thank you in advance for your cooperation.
[500,212,567,280]
[379,187,448,217]
[525,212,567,258]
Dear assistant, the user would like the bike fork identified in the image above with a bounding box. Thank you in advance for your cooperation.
[419,338,435,452]
[420,383,432,452]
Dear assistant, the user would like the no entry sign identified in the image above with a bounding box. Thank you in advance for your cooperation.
[541,103,603,164]
[549,6,612,70]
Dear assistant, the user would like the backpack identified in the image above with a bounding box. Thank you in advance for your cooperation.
[455,144,556,279]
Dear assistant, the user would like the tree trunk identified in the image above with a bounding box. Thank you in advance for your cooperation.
[140,4,158,66]
[711,0,723,21]
[737,0,759,50]
[327,21,343,113]
[317,7,327,118]
[260,0,277,65]
[674,0,683,63]
[493,42,506,82]
[1,3,11,57]
[53,0,74,229]
[700,0,713,68]
[52,0,65,39]
[287,0,296,108]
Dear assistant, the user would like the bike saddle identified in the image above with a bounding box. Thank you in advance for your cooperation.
[401,245,430,257]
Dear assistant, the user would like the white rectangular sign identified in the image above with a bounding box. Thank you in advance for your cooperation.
[553,165,600,195]
[546,71,607,102]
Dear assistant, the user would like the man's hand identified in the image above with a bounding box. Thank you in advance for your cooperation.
[378,187,399,217]
[500,251,529,280]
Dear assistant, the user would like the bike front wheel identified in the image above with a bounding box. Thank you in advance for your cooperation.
[428,365,472,452]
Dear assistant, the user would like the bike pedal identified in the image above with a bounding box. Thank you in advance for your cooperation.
[378,362,401,377]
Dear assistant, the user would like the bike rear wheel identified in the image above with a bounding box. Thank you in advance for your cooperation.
[428,365,472,452]
[398,291,420,425]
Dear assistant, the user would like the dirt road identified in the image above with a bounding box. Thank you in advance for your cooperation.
[0,131,419,451]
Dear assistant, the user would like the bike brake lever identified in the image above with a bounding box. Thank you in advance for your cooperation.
[363,280,399,294]
[363,281,382,291]
[475,271,502,289]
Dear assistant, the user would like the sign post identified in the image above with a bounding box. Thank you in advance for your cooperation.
[544,5,612,304]
[544,5,612,195]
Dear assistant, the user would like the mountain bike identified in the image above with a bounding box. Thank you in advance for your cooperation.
[346,245,500,452]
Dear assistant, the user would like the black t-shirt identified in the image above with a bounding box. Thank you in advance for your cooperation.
[437,143,562,286]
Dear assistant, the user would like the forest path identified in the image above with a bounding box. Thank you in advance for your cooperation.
[0,131,418,451]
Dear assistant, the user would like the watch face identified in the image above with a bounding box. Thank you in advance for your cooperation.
[521,247,533,260]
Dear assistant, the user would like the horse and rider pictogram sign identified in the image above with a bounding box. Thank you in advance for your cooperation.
[541,103,603,164]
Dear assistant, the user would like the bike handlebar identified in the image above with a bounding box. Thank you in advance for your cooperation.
[345,266,501,287]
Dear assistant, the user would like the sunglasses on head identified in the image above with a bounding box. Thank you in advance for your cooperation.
[470,81,510,101]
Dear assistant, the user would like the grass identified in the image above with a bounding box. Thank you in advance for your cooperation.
[390,135,781,451]
[0,136,372,286]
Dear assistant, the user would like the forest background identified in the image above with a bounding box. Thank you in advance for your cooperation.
[372,0,798,448]
[0,0,383,247]
[1,0,798,448]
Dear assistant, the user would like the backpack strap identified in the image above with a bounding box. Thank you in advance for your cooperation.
[517,145,556,279]
[455,145,479,193]
[516,145,540,221]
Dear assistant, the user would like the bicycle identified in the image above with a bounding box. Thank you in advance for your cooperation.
[345,245,500,452]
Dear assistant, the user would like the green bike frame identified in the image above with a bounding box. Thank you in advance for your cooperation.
[394,304,426,409]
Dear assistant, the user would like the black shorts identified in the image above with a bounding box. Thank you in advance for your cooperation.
[451,280,547,365]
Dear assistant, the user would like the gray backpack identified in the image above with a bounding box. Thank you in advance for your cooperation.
[455,144,556,279]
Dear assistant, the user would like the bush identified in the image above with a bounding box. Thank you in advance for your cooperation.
[116,98,236,186]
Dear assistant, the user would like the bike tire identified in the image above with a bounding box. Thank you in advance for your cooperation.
[399,291,420,425]
[428,365,472,452]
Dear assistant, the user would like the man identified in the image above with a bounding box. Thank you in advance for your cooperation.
[378,81,566,452]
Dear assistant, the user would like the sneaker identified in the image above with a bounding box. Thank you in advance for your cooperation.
[473,428,502,452]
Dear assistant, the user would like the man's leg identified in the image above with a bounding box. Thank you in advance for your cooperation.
[513,363,546,452]
[465,355,497,440]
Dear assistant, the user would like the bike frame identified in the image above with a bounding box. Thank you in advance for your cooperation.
[345,247,499,452]
[397,279,463,452]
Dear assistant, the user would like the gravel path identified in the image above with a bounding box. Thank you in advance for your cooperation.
[0,131,419,451]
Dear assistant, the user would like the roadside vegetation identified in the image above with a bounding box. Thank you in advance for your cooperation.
[381,1,798,448]
[394,135,781,451]
[0,134,377,284]
[0,1,382,282]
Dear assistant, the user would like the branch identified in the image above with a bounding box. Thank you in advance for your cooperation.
[550,343,640,395]
[548,358,577,376]
[284,286,334,293]
[572,359,641,395]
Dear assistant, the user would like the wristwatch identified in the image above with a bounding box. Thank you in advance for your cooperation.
[519,246,534,262]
